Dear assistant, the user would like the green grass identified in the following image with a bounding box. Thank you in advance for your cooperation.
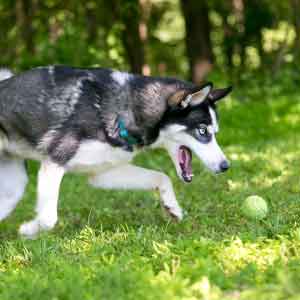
[1,89,300,299]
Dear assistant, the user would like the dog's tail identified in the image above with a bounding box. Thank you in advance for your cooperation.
[0,68,14,81]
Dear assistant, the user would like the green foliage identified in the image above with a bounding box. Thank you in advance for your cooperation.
[0,0,299,79]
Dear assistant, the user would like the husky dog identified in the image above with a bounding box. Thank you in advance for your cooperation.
[0,66,232,238]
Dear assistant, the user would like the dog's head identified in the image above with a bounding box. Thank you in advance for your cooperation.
[159,83,232,183]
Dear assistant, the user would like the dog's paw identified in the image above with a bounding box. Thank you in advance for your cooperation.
[19,219,40,239]
[163,204,183,221]
[19,216,57,239]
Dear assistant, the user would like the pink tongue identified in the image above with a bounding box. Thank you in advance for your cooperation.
[180,147,192,175]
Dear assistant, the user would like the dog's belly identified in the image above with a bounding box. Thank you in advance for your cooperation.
[3,137,135,174]
[66,140,135,173]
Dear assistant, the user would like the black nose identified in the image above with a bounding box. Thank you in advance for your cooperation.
[219,160,230,172]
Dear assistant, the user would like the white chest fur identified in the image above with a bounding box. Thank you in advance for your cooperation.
[66,140,135,173]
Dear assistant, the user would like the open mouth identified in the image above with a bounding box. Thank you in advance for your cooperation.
[178,145,193,183]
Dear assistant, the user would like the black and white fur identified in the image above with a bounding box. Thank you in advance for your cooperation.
[0,66,232,238]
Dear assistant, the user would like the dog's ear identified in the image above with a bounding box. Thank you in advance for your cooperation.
[186,83,212,107]
[167,89,187,107]
[208,86,232,103]
[168,83,212,108]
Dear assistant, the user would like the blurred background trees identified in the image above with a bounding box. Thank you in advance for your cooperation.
[0,0,299,85]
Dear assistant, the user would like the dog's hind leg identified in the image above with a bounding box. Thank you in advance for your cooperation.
[89,164,183,220]
[0,156,28,221]
[19,160,65,238]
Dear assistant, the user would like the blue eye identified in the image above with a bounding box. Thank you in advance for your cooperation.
[198,124,208,136]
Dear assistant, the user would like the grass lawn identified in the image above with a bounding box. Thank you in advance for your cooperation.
[1,86,300,299]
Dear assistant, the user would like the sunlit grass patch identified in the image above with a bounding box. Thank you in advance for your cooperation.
[216,236,300,274]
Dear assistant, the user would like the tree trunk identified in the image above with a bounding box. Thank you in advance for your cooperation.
[86,2,98,44]
[138,0,151,75]
[180,0,214,84]
[222,13,234,70]
[15,0,36,54]
[110,0,146,74]
[121,8,145,74]
[292,0,300,62]
[232,0,245,68]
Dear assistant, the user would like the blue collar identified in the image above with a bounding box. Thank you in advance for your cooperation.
[118,118,138,145]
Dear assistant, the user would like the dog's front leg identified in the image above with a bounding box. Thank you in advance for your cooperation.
[89,164,183,220]
[19,160,65,238]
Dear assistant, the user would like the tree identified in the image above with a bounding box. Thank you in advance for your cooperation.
[105,0,150,75]
[292,0,300,62]
[15,0,37,54]
[180,0,214,84]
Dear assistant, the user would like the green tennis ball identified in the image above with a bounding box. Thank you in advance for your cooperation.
[242,195,268,220]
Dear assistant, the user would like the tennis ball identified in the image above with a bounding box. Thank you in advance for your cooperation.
[242,195,268,220]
